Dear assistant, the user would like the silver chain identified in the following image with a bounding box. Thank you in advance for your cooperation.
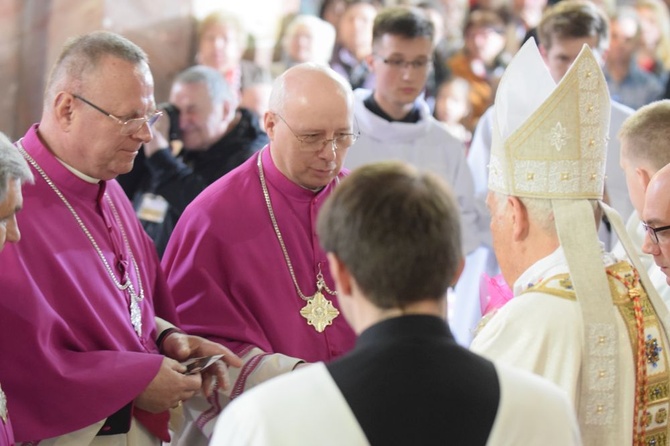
[17,140,145,303]
[257,149,336,301]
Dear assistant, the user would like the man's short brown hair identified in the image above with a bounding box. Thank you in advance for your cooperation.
[538,0,609,52]
[619,100,670,171]
[318,161,462,309]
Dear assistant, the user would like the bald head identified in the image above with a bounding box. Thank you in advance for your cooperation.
[268,63,353,118]
[642,163,670,283]
[644,163,670,226]
[264,62,356,190]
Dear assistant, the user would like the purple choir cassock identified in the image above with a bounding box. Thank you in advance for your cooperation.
[163,145,356,364]
[0,125,177,441]
[0,427,12,446]
[163,146,357,443]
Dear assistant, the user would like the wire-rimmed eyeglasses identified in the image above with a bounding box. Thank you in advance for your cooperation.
[275,114,359,153]
[375,55,433,71]
[73,94,163,136]
[642,221,670,245]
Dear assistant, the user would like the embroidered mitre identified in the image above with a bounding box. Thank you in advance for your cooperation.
[488,39,609,199]
[488,39,621,442]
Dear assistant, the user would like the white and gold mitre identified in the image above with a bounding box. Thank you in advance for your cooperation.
[488,38,620,442]
[488,39,610,199]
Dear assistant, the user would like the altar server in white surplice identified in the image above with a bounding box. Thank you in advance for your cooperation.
[342,7,492,347]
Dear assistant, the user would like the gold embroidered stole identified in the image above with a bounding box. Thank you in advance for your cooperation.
[523,261,670,444]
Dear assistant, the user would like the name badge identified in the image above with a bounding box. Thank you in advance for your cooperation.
[137,193,168,224]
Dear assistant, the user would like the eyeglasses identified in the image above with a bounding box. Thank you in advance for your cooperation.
[73,94,163,136]
[642,221,670,245]
[275,114,359,153]
[376,56,433,70]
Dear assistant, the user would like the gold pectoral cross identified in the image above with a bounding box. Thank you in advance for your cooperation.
[300,289,339,333]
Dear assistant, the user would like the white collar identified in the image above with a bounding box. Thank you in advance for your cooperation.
[513,243,616,296]
[55,157,100,184]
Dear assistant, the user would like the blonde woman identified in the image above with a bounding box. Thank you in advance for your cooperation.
[271,14,336,78]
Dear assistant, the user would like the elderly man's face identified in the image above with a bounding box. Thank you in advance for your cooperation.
[170,81,227,151]
[642,177,670,284]
[69,56,156,180]
[0,178,23,251]
[265,75,354,190]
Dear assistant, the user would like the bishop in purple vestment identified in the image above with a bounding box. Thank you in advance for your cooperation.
[162,63,358,443]
[0,32,239,444]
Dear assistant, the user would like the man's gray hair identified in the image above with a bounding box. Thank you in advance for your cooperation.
[0,133,33,201]
[45,31,149,106]
[491,191,600,235]
[174,65,234,106]
[492,191,556,234]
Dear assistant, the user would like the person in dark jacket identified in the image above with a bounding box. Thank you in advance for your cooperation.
[118,65,268,256]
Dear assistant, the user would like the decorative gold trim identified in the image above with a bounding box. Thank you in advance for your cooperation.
[522,261,670,442]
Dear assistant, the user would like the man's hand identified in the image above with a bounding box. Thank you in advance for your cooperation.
[161,332,243,396]
[135,356,201,413]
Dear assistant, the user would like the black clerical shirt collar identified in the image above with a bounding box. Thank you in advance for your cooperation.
[363,93,421,123]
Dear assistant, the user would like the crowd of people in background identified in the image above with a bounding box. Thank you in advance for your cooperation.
[3,0,670,444]
[174,0,670,154]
